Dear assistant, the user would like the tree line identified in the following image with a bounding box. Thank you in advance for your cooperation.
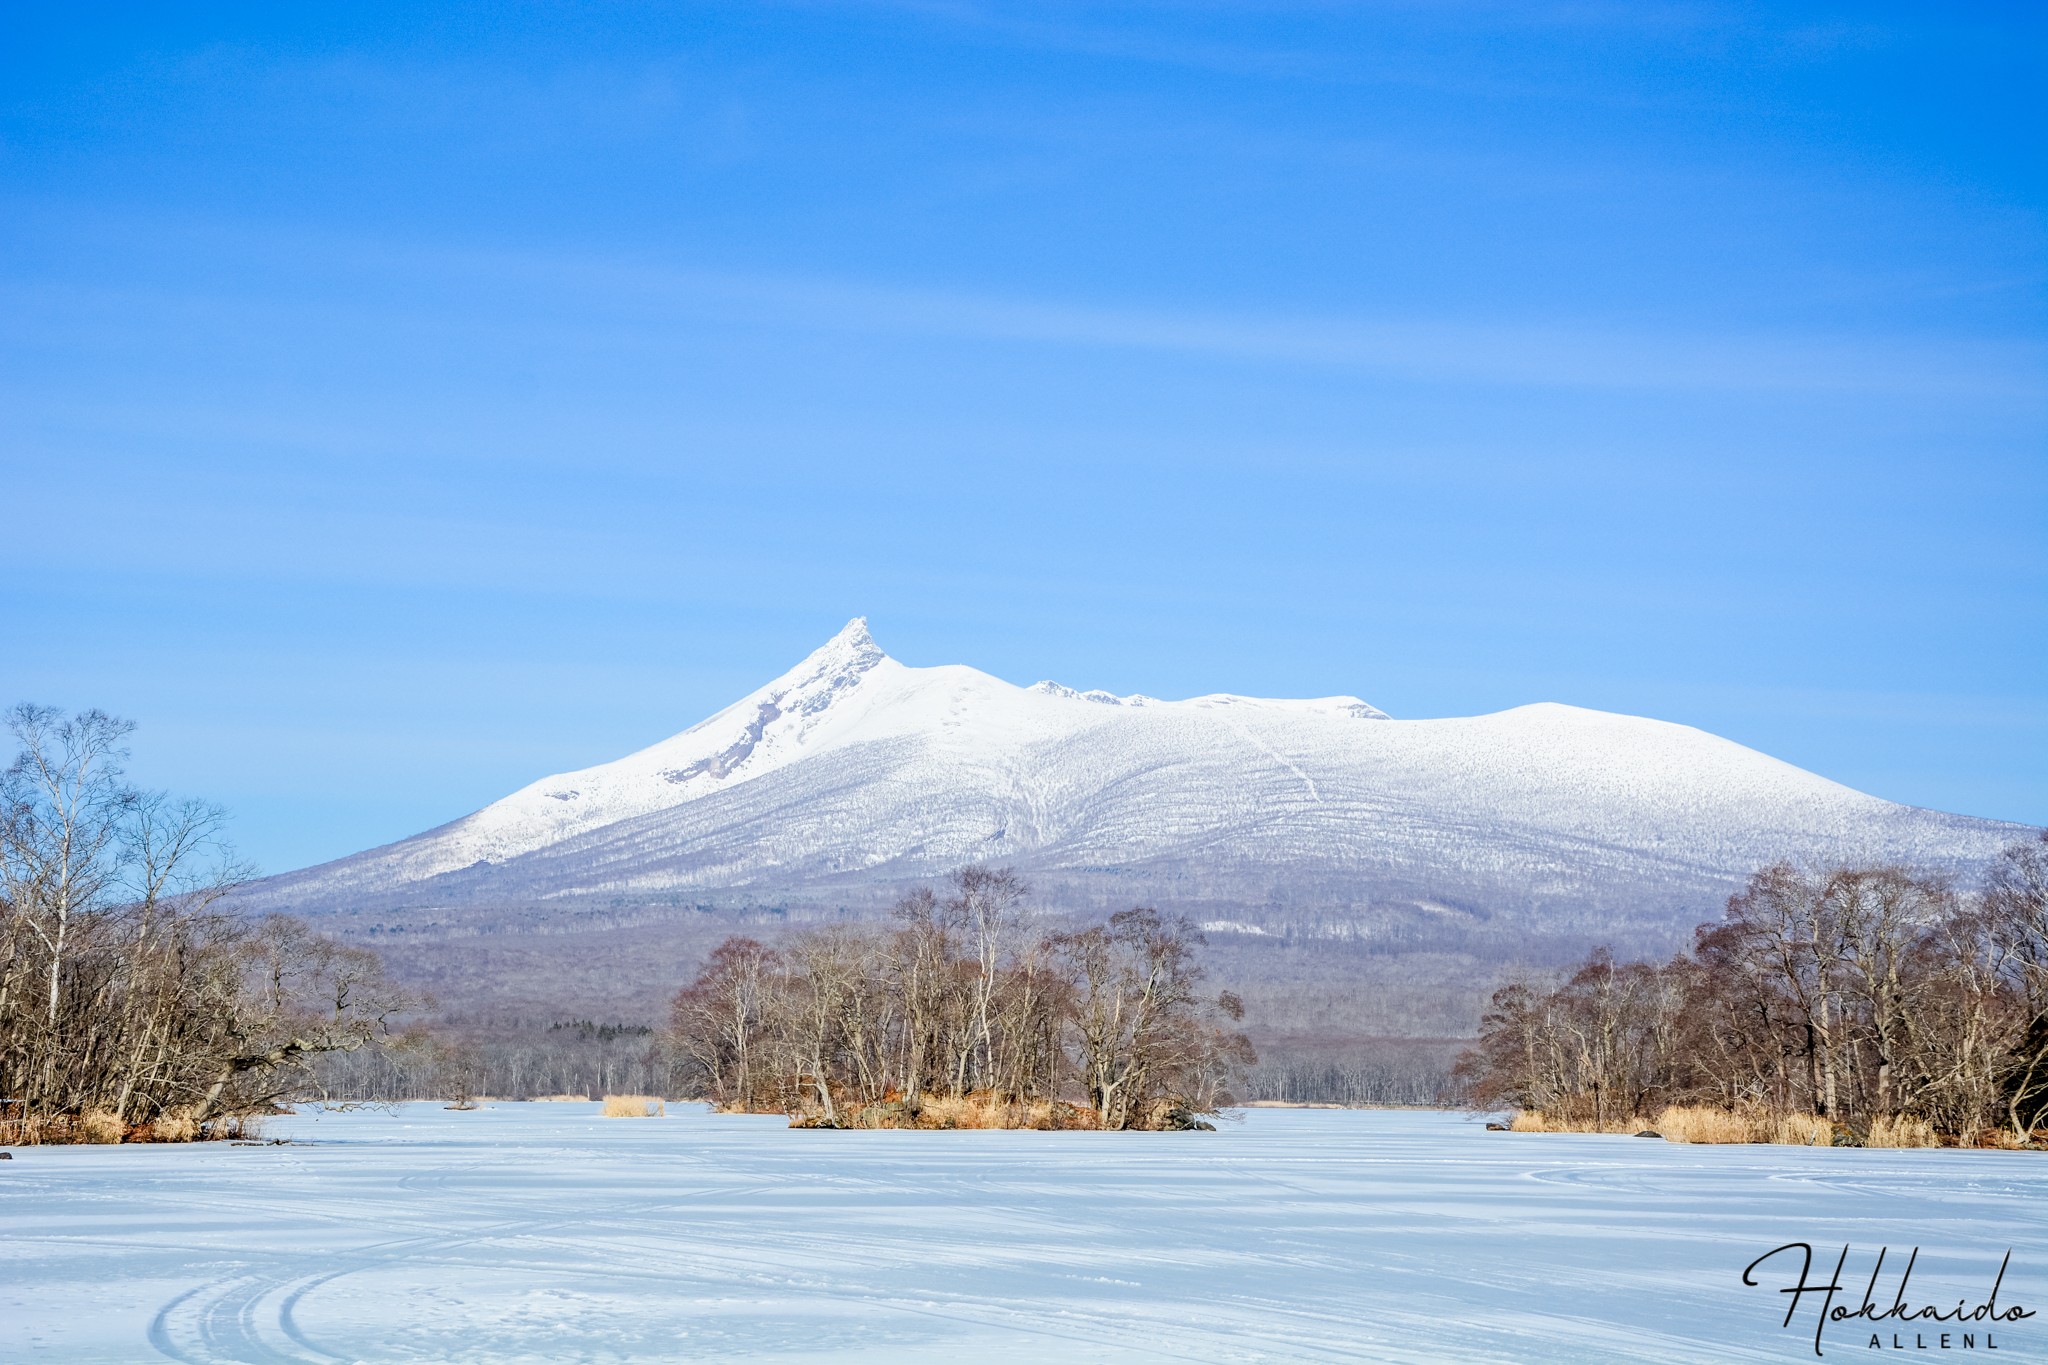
[0,706,410,1142]
[1457,838,2048,1144]
[310,1019,669,1104]
[1242,1045,1464,1107]
[669,867,1255,1129]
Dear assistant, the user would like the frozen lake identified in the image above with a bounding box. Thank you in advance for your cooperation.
[2,1104,2041,1363]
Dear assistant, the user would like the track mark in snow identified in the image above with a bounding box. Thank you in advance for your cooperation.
[1216,718,1322,804]
[150,1272,338,1365]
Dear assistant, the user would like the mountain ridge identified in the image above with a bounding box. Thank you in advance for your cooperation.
[244,619,2033,939]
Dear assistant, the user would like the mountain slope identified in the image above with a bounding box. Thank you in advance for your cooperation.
[250,619,2030,936]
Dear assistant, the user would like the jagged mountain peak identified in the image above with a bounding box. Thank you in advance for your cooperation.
[765,616,891,719]
[810,616,885,670]
[249,624,2032,925]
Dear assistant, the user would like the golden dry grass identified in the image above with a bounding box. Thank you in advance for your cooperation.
[1509,1106,1842,1145]
[1769,1112,1835,1146]
[77,1109,125,1144]
[1654,1105,1765,1144]
[1868,1115,1939,1148]
[601,1094,666,1118]
[0,1110,270,1144]
[147,1111,199,1143]
[1021,1099,1092,1130]
[926,1095,1099,1130]
[813,1091,1099,1130]
[912,1094,1010,1129]
[1517,1105,1849,1146]
[1509,1110,1648,1135]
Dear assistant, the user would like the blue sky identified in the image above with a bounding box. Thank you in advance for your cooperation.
[3,2,2042,873]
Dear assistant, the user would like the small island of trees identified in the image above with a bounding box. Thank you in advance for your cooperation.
[669,868,1256,1130]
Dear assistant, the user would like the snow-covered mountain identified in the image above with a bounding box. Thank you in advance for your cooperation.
[251,618,2031,939]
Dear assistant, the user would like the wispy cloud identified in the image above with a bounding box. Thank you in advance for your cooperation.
[10,207,2042,403]
[453,242,2047,401]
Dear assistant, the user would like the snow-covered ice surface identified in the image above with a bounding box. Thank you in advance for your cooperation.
[3,1106,2042,1363]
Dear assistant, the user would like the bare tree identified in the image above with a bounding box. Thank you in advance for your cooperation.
[1984,834,2048,1137]
[668,936,777,1109]
[0,705,414,1142]
[667,875,1252,1129]
[889,886,961,1108]
[1054,908,1247,1129]
[1461,850,2048,1144]
[946,866,1026,1097]
[188,914,414,1121]
[1,706,137,1040]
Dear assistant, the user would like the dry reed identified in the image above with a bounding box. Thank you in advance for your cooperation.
[911,1094,1007,1129]
[807,1091,1100,1130]
[1769,1112,1835,1146]
[1867,1115,1939,1148]
[1508,1110,1649,1135]
[1513,1105,1866,1146]
[601,1095,666,1118]
[77,1109,125,1144]
[0,1109,268,1144]
[147,1111,200,1143]
[1654,1105,1764,1144]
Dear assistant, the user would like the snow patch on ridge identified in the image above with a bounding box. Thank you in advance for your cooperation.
[1028,681,1157,706]
[1029,680,1388,719]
